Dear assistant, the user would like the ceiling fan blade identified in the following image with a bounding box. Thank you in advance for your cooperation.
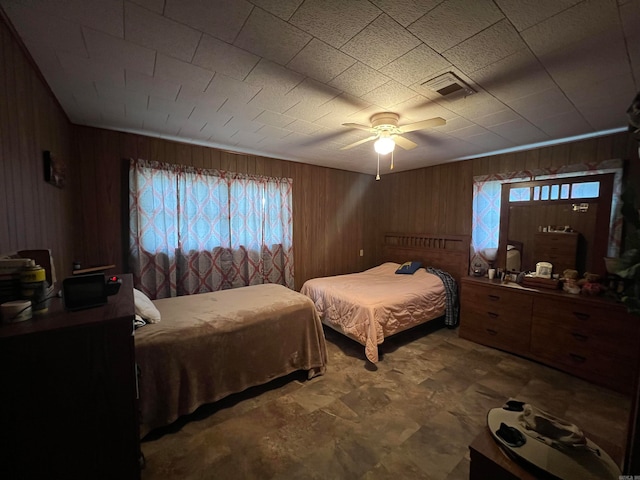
[340,135,378,150]
[342,122,374,132]
[399,117,446,133]
[392,134,418,150]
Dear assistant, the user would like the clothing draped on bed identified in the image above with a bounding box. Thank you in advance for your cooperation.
[300,263,446,363]
[135,283,327,437]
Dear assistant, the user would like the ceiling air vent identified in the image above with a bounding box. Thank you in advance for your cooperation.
[422,72,475,97]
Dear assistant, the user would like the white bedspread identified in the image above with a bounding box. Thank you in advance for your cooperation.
[300,263,445,363]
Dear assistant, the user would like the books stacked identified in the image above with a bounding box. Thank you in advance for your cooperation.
[0,258,32,304]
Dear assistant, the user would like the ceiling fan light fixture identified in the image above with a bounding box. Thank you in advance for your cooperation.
[374,136,395,155]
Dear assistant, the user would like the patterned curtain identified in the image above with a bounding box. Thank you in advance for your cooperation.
[471,159,623,274]
[129,159,294,299]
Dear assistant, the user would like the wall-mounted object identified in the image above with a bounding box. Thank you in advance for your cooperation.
[43,150,65,188]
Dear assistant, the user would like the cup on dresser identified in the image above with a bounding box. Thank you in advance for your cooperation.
[488,268,496,280]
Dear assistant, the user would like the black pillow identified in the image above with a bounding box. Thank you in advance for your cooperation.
[395,261,422,274]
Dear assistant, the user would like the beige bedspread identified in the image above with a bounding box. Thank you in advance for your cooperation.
[135,283,327,437]
[300,263,445,363]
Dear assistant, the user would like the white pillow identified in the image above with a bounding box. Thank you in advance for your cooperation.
[133,288,161,323]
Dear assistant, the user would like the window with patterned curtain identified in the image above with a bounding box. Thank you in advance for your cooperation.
[471,159,623,274]
[128,159,294,299]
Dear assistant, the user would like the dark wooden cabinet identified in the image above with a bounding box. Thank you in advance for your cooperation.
[0,275,140,480]
[460,276,640,394]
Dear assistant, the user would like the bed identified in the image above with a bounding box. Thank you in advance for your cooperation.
[134,283,327,437]
[301,233,470,363]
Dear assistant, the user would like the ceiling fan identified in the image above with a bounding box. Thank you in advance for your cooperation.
[340,112,446,153]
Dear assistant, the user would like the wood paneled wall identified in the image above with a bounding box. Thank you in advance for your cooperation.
[373,132,640,260]
[0,13,74,280]
[72,126,378,290]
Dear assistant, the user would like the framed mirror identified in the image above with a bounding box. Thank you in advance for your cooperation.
[497,173,614,277]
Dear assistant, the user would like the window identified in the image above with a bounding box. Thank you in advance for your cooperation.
[129,159,294,299]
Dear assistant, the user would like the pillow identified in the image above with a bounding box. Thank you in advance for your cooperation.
[133,288,161,323]
[395,261,422,275]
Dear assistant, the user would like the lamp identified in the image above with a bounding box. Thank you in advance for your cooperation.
[374,132,395,155]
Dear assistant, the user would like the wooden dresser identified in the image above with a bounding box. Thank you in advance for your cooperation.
[0,275,140,480]
[533,232,579,273]
[460,276,640,394]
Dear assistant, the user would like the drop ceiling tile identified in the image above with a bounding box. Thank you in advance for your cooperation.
[340,14,421,70]
[126,70,181,101]
[188,105,232,125]
[495,0,582,32]
[408,0,503,53]
[217,99,265,121]
[95,83,149,110]
[129,0,164,14]
[225,116,265,134]
[244,59,305,94]
[464,131,514,149]
[521,0,619,56]
[253,111,295,128]
[289,0,381,48]
[443,19,526,73]
[437,115,476,133]
[538,32,631,91]
[329,62,390,97]
[472,109,523,128]
[148,96,196,118]
[287,78,342,105]
[230,130,267,146]
[361,80,418,109]
[249,0,304,20]
[192,35,260,81]
[83,27,156,75]
[178,120,209,138]
[205,74,261,103]
[249,90,301,114]
[155,54,214,91]
[534,111,593,138]
[58,51,126,87]
[380,44,451,87]
[488,118,548,144]
[176,86,227,110]
[287,39,356,83]
[234,7,312,65]
[1,2,88,57]
[371,0,443,27]
[446,93,509,120]
[8,0,125,37]
[506,87,576,122]
[285,119,323,135]
[255,124,294,139]
[164,0,253,43]
[468,49,556,102]
[124,2,202,62]
[621,1,640,73]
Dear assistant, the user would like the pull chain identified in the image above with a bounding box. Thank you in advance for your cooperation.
[376,153,380,180]
[390,150,394,170]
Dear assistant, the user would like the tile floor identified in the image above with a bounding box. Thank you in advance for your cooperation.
[140,323,631,479]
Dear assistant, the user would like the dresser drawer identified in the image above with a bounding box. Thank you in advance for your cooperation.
[534,297,633,340]
[531,321,636,385]
[532,314,638,361]
[460,282,532,354]
[461,306,531,353]
[462,283,531,315]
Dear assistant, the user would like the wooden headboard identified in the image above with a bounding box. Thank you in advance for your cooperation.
[381,233,470,284]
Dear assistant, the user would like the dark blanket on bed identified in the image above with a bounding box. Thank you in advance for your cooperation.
[426,267,459,327]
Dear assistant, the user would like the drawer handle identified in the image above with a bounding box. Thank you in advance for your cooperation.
[569,353,586,363]
[573,312,590,321]
[486,328,498,336]
[487,312,499,319]
[487,294,500,301]
[571,332,588,342]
